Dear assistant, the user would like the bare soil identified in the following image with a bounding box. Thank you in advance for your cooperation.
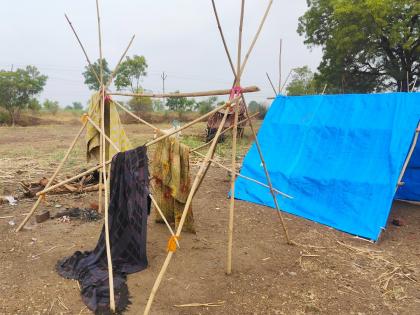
[0,123,419,315]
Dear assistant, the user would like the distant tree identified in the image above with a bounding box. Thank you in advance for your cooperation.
[286,66,317,96]
[114,55,148,92]
[43,99,60,115]
[197,96,218,114]
[82,58,111,90]
[72,101,83,110]
[65,105,73,110]
[248,100,268,119]
[28,98,42,112]
[298,0,420,92]
[128,88,153,112]
[0,66,47,125]
[166,92,196,112]
[152,99,165,112]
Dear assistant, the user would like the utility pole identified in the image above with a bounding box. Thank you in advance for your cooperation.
[161,71,167,105]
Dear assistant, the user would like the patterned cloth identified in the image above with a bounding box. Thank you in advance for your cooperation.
[86,92,132,162]
[151,135,195,233]
[56,146,150,314]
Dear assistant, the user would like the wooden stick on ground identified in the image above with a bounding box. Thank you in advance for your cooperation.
[109,86,259,98]
[95,0,115,310]
[16,121,87,232]
[143,104,233,315]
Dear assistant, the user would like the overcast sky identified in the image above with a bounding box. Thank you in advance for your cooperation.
[0,0,322,107]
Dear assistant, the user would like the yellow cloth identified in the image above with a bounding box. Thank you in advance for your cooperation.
[86,93,131,162]
[151,135,195,233]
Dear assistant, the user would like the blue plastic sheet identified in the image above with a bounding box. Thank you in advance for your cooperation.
[234,93,420,240]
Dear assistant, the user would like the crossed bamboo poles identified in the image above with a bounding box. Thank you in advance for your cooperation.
[15,0,293,313]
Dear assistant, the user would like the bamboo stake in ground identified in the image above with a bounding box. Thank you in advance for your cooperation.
[143,103,233,315]
[16,121,87,232]
[96,0,115,310]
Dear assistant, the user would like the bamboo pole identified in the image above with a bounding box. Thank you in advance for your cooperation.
[145,98,239,148]
[105,34,136,88]
[191,112,259,153]
[280,69,292,94]
[64,14,101,85]
[36,161,111,196]
[191,151,292,199]
[227,101,239,275]
[149,194,180,248]
[109,86,259,98]
[143,105,232,315]
[16,121,87,232]
[396,123,420,192]
[86,116,120,152]
[266,72,278,97]
[238,0,273,79]
[236,0,245,85]
[113,99,159,131]
[211,0,236,77]
[278,38,282,94]
[242,95,292,244]
[95,0,115,311]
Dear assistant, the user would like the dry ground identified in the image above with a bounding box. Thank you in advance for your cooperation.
[0,122,419,315]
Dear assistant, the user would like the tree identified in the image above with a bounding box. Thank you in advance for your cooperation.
[82,58,111,90]
[286,66,317,95]
[43,99,60,114]
[248,100,268,119]
[128,88,153,112]
[196,96,218,114]
[166,92,196,112]
[72,101,83,110]
[0,66,47,125]
[152,99,166,112]
[298,0,420,93]
[114,55,148,92]
[28,98,42,112]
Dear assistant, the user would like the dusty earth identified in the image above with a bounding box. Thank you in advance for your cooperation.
[0,123,419,315]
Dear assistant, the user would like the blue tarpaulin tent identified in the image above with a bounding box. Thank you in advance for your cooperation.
[234,93,420,241]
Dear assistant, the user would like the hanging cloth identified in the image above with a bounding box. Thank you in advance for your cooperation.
[86,92,132,162]
[56,146,150,313]
[151,135,195,233]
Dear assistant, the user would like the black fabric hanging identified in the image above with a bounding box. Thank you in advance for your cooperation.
[56,146,150,314]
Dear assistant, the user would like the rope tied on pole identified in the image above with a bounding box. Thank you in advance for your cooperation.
[167,236,180,252]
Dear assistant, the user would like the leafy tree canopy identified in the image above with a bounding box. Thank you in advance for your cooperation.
[248,100,268,119]
[128,88,153,112]
[0,65,47,125]
[114,55,148,92]
[72,101,83,110]
[286,66,317,95]
[43,99,60,115]
[82,58,111,90]
[298,0,419,92]
[166,92,196,112]
[196,96,218,115]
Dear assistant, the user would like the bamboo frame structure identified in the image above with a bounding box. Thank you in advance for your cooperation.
[18,1,295,314]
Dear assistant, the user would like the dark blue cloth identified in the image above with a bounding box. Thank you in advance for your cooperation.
[56,146,150,314]
[235,93,420,241]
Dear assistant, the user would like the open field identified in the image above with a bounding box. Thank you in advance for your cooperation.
[0,121,419,314]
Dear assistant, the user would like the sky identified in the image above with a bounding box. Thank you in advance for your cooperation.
[0,0,322,107]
